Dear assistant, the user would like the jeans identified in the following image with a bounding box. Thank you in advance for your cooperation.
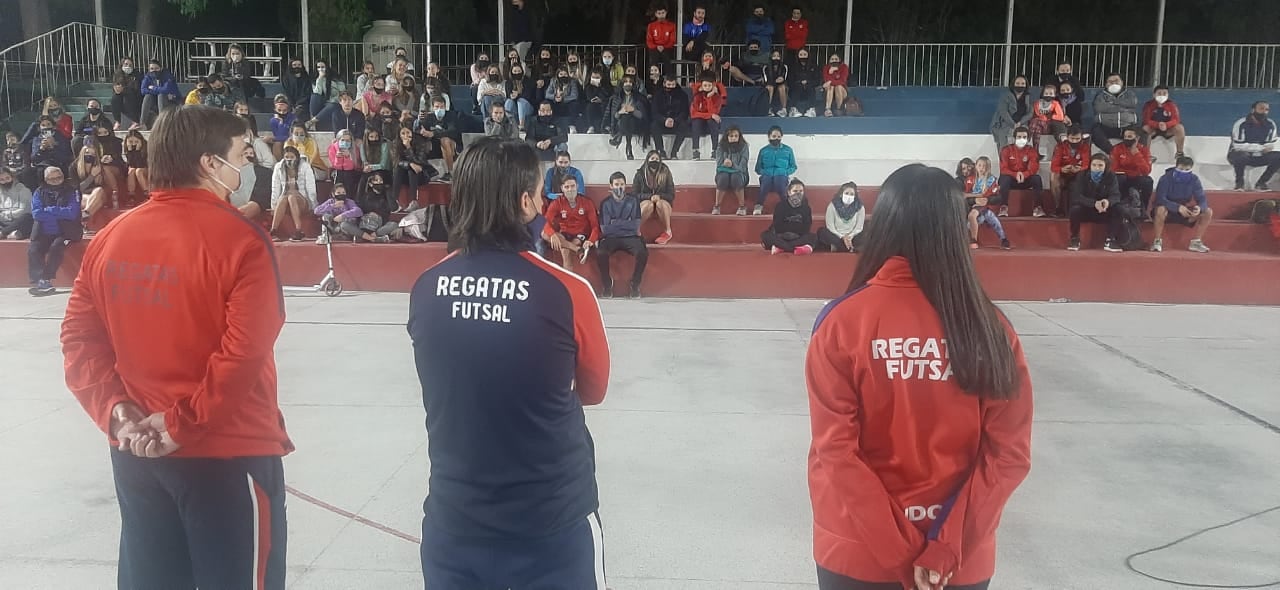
[583,101,606,131]
[505,98,533,127]
[973,207,1008,240]
[691,118,720,154]
[140,93,173,128]
[391,166,423,212]
[28,232,69,284]
[650,119,688,157]
[1227,150,1280,184]
[817,227,863,252]
[596,235,648,290]
[758,175,790,208]
[311,101,342,131]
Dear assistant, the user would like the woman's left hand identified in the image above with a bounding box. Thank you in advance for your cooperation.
[913,566,951,590]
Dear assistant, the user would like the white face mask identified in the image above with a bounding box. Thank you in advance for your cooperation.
[1154,95,1168,104]
[1014,138,1029,148]
[841,194,856,205]
[1107,83,1123,94]
[211,155,243,197]
[563,188,578,199]
[603,58,613,66]
[121,66,134,74]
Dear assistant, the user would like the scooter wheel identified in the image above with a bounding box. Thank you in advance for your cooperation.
[324,280,343,297]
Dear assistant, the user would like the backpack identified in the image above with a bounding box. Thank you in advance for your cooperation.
[1116,216,1145,251]
[842,95,864,116]
[1250,199,1277,224]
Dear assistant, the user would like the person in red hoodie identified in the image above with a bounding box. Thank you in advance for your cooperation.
[1050,126,1091,216]
[997,126,1046,217]
[784,8,810,60]
[807,163,1033,590]
[690,73,726,160]
[646,6,677,77]
[822,53,850,117]
[1142,85,1186,157]
[542,174,601,273]
[1110,126,1155,219]
[61,105,292,588]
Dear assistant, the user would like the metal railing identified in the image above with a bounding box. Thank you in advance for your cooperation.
[190,37,287,81]
[1,22,188,124]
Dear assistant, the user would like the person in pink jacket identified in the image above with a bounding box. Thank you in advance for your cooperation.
[327,128,363,195]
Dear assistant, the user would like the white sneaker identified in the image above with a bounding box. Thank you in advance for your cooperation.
[1033,207,1045,218]
[316,234,330,245]
[789,107,801,117]
[753,204,764,215]
[1188,239,1210,253]
[1150,238,1163,252]
[805,108,817,117]
[775,109,788,117]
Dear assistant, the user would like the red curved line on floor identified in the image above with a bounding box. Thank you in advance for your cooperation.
[285,485,422,545]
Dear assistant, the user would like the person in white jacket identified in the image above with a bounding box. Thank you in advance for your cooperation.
[817,181,865,253]
[269,146,318,242]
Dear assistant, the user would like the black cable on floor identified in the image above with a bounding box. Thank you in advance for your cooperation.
[1124,504,1280,589]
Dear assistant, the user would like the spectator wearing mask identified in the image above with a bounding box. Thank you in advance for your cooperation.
[650,76,690,159]
[1068,154,1125,252]
[305,61,348,130]
[643,64,664,98]
[233,101,259,136]
[739,40,771,84]
[424,61,451,94]
[506,0,540,63]
[1050,126,1090,216]
[201,74,236,112]
[73,142,114,228]
[3,133,30,189]
[1142,85,1186,157]
[216,44,265,103]
[690,74,725,160]
[122,130,149,202]
[1052,61,1080,91]
[647,6,677,76]
[608,77,649,160]
[416,96,463,182]
[90,125,127,198]
[356,61,379,96]
[390,126,433,211]
[599,50,625,87]
[784,9,809,61]
[505,63,538,130]
[27,166,81,295]
[359,74,393,117]
[184,77,211,106]
[269,146,318,242]
[139,60,179,130]
[1091,73,1140,153]
[998,127,1046,217]
[313,182,364,244]
[1110,126,1154,219]
[111,57,143,130]
[712,126,750,215]
[789,48,821,118]
[421,77,452,114]
[597,171,648,298]
[26,117,73,188]
[762,178,816,255]
[565,52,588,86]
[1057,81,1082,128]
[966,157,1011,249]
[754,125,798,215]
[818,182,865,253]
[534,48,559,92]
[328,128,363,192]
[281,58,313,119]
[477,65,508,118]
[284,122,327,176]
[328,92,367,139]
[1151,155,1213,253]
[265,96,297,160]
[360,127,390,183]
[684,7,712,60]
[542,175,601,273]
[547,66,583,133]
[38,97,74,139]
[990,75,1031,149]
[1028,84,1067,150]
[822,54,850,117]
[350,173,399,243]
[485,101,521,139]
[229,144,272,219]
[582,69,614,134]
[634,150,676,244]
[0,167,34,239]
[76,99,115,143]
[544,151,586,202]
[374,102,402,145]
[1228,101,1279,192]
[763,49,792,117]
[394,76,422,121]
[745,5,776,54]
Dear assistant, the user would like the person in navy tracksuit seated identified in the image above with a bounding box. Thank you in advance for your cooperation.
[596,171,649,299]
[408,136,611,590]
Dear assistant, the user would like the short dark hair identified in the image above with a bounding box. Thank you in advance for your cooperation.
[560,175,578,189]
[609,171,627,183]
[1122,125,1141,137]
[539,100,554,109]
[207,73,223,83]
[148,59,161,67]
[697,72,717,84]
[1252,100,1269,109]
[1066,125,1083,136]
[338,90,352,99]
[1013,126,1030,136]
[431,95,447,106]
[283,145,300,159]
[555,150,571,160]
[1153,84,1169,92]
[448,137,541,254]
[1176,155,1195,167]
[1090,153,1110,165]
[768,125,783,135]
[1106,72,1123,80]
[147,105,248,190]
[787,178,805,190]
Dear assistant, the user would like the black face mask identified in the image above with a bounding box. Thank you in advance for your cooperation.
[1013,86,1026,94]
[1255,112,1269,120]
[558,76,569,81]
[538,115,553,123]
[293,67,305,74]
[772,58,782,64]
[1061,92,1073,98]
[1123,138,1137,147]
[370,184,385,193]
[749,49,760,55]
[87,108,101,116]
[1058,73,1071,81]
[477,60,490,69]
[648,161,661,170]
[512,72,523,79]
[623,85,634,92]
[198,87,211,94]
[769,138,781,146]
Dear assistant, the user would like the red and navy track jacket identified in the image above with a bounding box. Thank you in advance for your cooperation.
[806,256,1033,588]
[407,248,610,537]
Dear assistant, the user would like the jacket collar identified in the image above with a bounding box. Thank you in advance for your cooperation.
[149,187,233,208]
[868,256,917,288]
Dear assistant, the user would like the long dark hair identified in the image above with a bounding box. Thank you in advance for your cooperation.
[447,136,540,254]
[847,164,1019,399]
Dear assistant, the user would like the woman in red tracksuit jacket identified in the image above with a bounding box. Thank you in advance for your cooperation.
[807,163,1033,590]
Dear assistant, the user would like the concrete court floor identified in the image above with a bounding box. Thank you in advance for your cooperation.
[0,289,1278,590]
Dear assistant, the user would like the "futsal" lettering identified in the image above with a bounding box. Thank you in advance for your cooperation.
[871,337,953,382]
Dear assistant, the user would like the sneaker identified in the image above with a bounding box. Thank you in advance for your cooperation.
[770,245,781,255]
[824,109,834,117]
[1234,180,1246,191]
[290,231,305,242]
[1000,238,1012,250]
[272,233,285,242]
[1188,239,1210,253]
[31,280,55,296]
[375,235,392,243]
[753,204,764,215]
[1150,238,1163,252]
[1175,151,1185,159]
[1256,181,1272,192]
[1033,207,1045,218]
[315,234,330,245]
[969,241,979,250]
[805,108,817,117]
[655,232,672,245]
[304,119,316,131]
[736,207,746,216]
[789,107,801,117]
[998,205,1009,217]
[1103,238,1122,253]
[609,136,622,147]
[692,150,700,160]
[599,283,614,299]
[711,206,720,215]
[794,244,813,255]
[628,284,642,299]
[1067,237,1081,251]
[438,173,453,184]
[587,127,596,134]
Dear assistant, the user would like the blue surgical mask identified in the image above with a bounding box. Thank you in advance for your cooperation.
[1174,169,1193,180]
[1090,170,1103,182]
[433,108,446,118]
[338,140,352,149]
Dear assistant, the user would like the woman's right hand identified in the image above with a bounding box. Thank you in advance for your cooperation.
[409,163,422,173]
[722,158,732,166]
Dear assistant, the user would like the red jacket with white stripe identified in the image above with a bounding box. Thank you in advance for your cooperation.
[806,257,1033,588]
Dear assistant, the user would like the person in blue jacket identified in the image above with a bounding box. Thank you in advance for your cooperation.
[596,171,648,298]
[1151,155,1213,253]
[139,59,179,131]
[544,151,585,201]
[745,5,776,54]
[27,166,82,296]
[683,7,712,59]
[754,125,797,215]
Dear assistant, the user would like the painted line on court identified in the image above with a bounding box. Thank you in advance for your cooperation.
[285,486,421,545]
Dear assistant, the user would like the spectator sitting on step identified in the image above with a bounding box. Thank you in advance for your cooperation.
[755,125,797,215]
[200,74,235,112]
[501,46,524,81]
[542,175,601,273]
[0,167,34,239]
[547,66,583,133]
[359,75,393,117]
[122,130,148,202]
[608,77,649,160]
[386,58,413,94]
[36,97,74,140]
[530,101,569,162]
[624,64,640,80]
[477,65,508,120]
[998,126,1046,217]
[374,102,402,147]
[216,44,264,103]
[395,77,422,122]
[1029,84,1067,150]
[789,48,821,118]
[3,133,29,189]
[818,181,865,253]
[1067,154,1125,252]
[1143,85,1186,158]
[470,53,493,91]
[111,57,143,130]
[762,178,816,255]
[690,73,725,160]
[26,118,72,189]
[90,125,126,200]
[646,6,677,76]
[534,48,559,92]
[184,77,209,106]
[72,143,113,229]
[650,76,690,159]
[966,158,1011,250]
[1110,126,1154,220]
[745,5,776,54]
[599,50,625,87]
[424,61,451,94]
[356,61,379,96]
[545,151,585,202]
[485,101,521,140]
[784,9,809,61]
[353,172,401,243]
[265,96,297,160]
[596,171,648,299]
[314,182,365,244]
[415,95,462,182]
[420,77,453,114]
[1151,155,1212,253]
[763,49,792,117]
[76,99,115,140]
[634,150,676,244]
[1052,61,1080,91]
[1091,73,1140,153]
[1050,126,1090,216]
[822,53,850,117]
[359,127,389,183]
[990,74,1031,149]
[504,63,538,130]
[712,126,750,215]
[390,126,434,212]
[1228,101,1279,192]
[328,128,363,193]
[27,166,81,296]
[281,58,313,119]
[229,144,271,220]
[269,146,318,242]
[1056,80,1082,128]
[739,40,771,85]
[583,68,614,134]
[234,101,259,136]
[644,64,665,98]
[955,157,976,188]
[565,52,588,87]
[327,92,366,140]
[139,60,179,130]
[306,61,348,130]
[284,122,328,176]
